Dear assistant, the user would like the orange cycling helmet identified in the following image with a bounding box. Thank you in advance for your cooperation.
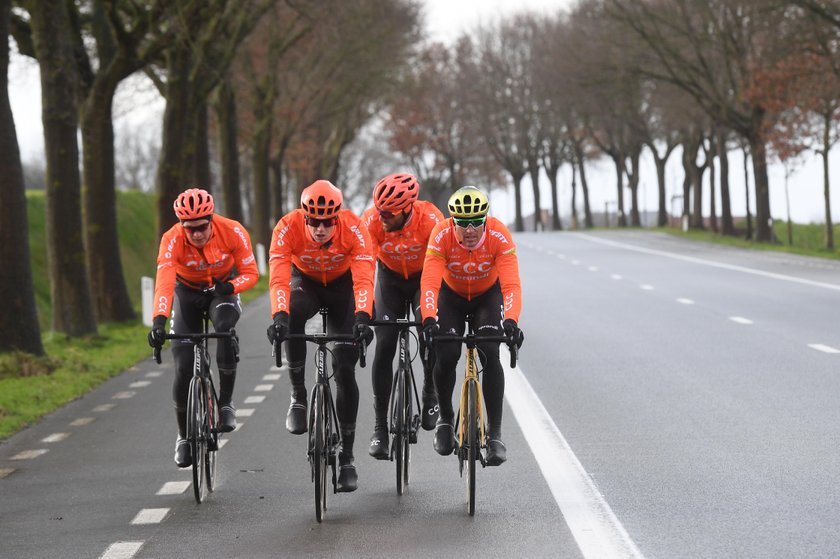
[301,180,342,219]
[173,188,214,220]
[373,173,419,213]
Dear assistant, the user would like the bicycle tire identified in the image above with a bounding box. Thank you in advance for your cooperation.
[187,377,205,503]
[467,379,478,516]
[394,368,405,495]
[205,379,219,493]
[313,384,326,522]
[401,366,412,489]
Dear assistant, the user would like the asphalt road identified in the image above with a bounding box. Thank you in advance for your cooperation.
[2,229,840,558]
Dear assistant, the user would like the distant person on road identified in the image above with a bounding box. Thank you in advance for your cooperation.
[361,173,444,460]
[147,188,259,468]
[419,186,524,466]
[265,179,375,493]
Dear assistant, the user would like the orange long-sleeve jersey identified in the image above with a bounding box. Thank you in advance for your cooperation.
[420,216,522,322]
[361,200,444,279]
[152,215,259,320]
[268,209,375,316]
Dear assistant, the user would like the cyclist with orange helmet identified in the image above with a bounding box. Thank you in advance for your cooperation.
[266,179,375,492]
[420,186,524,466]
[361,173,444,460]
[147,187,259,468]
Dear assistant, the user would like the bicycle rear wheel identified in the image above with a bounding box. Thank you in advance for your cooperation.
[312,384,327,522]
[393,369,406,495]
[466,379,478,516]
[187,377,206,503]
[205,379,219,493]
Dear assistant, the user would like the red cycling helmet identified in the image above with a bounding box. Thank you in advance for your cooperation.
[373,173,419,213]
[300,180,342,219]
[173,188,214,221]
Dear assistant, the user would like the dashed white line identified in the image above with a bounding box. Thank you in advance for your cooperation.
[219,439,230,449]
[12,449,48,460]
[588,266,598,272]
[99,541,143,559]
[808,344,840,354]
[42,433,69,443]
[262,373,282,381]
[129,381,151,388]
[93,404,115,412]
[571,260,580,265]
[253,384,274,392]
[557,253,566,259]
[238,408,256,417]
[70,417,95,426]
[0,468,15,478]
[729,316,753,325]
[504,350,644,559]
[611,274,622,280]
[146,371,163,378]
[112,391,136,399]
[131,508,169,524]
[244,395,266,404]
[677,298,694,305]
[640,284,654,291]
[156,481,191,495]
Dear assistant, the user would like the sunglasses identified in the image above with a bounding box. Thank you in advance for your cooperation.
[378,210,397,219]
[305,216,337,228]
[182,221,211,233]
[453,217,486,229]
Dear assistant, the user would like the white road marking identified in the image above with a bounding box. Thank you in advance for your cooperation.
[640,284,654,291]
[129,381,151,388]
[577,233,840,292]
[219,439,230,449]
[262,373,281,381]
[70,417,95,426]
[93,404,115,412]
[112,391,136,399]
[244,395,266,404]
[157,481,191,495]
[571,259,581,265]
[677,298,694,305]
[0,468,15,478]
[254,384,274,392]
[611,274,622,280]
[146,371,163,377]
[588,266,599,272]
[557,253,566,259]
[99,541,143,559]
[237,408,255,417]
[12,449,48,460]
[42,433,69,443]
[131,508,169,524]
[504,350,644,559]
[808,344,840,354]
[729,316,753,325]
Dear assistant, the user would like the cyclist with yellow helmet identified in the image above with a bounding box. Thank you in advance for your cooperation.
[419,186,524,466]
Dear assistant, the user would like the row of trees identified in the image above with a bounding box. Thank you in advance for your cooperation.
[4,0,840,357]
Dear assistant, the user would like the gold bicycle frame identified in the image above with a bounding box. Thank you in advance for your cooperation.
[456,346,486,448]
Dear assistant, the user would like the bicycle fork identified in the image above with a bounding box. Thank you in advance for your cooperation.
[457,348,486,465]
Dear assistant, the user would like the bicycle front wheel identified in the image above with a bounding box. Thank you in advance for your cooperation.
[466,379,478,516]
[205,379,219,493]
[187,377,206,503]
[312,384,327,522]
[393,368,406,495]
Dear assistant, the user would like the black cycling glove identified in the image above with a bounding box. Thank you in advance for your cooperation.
[267,311,290,344]
[503,318,524,348]
[147,315,167,348]
[353,311,374,346]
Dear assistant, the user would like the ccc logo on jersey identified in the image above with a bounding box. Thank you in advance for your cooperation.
[381,241,424,255]
[446,261,492,274]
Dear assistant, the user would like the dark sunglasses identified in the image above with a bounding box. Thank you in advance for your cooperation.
[182,221,211,233]
[453,217,486,229]
[378,210,396,219]
[305,216,337,228]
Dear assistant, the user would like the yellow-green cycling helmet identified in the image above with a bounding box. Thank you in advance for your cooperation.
[447,186,489,218]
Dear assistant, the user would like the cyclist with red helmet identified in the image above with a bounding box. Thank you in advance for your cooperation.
[266,179,375,492]
[147,188,259,468]
[361,173,444,460]
[420,186,524,466]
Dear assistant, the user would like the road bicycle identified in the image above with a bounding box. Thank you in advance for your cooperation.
[433,317,517,516]
[154,315,238,503]
[370,300,424,495]
[274,308,365,523]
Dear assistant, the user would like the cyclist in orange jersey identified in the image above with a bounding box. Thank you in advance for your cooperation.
[419,186,524,466]
[147,188,259,468]
[265,179,375,492]
[361,173,444,460]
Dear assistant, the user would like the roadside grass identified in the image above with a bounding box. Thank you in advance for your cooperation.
[1,191,268,441]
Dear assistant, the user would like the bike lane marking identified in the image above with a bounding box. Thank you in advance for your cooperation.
[99,541,143,559]
[504,350,645,559]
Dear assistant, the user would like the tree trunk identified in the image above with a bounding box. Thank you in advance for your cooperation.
[270,156,285,222]
[509,170,524,232]
[654,155,667,227]
[31,0,97,336]
[627,148,641,226]
[215,77,243,223]
[548,164,563,230]
[527,157,543,231]
[748,131,772,243]
[822,117,834,251]
[612,154,627,227]
[80,72,136,322]
[574,143,593,228]
[0,0,44,354]
[717,129,734,236]
[192,99,211,191]
[251,119,272,249]
[742,145,753,240]
[708,137,717,233]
